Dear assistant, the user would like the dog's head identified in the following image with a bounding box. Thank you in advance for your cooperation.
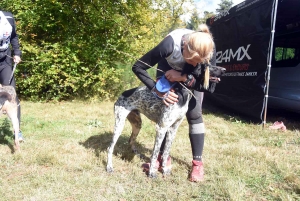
[208,64,226,77]
[192,63,226,88]
[173,63,226,94]
[208,64,226,83]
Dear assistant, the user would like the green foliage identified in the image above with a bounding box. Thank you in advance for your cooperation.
[216,0,234,13]
[154,0,193,32]
[202,11,215,23]
[186,9,201,30]
[186,9,215,31]
[275,47,296,61]
[18,42,126,101]
[0,0,190,101]
[0,118,14,146]
[185,3,216,29]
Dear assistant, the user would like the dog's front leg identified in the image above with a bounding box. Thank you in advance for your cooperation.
[148,125,168,178]
[6,105,20,151]
[161,118,184,175]
[161,130,173,176]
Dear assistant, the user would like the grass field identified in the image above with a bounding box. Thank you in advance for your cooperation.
[0,100,299,201]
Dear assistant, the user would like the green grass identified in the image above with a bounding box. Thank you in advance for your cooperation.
[0,101,299,201]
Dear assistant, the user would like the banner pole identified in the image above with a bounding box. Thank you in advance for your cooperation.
[263,0,279,128]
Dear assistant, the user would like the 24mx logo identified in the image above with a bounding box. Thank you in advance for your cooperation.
[216,44,252,63]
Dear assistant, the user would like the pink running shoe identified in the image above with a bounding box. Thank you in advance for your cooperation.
[189,160,204,182]
[269,121,287,131]
[281,125,287,131]
[269,121,283,129]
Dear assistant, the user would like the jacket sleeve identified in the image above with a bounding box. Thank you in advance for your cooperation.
[5,12,22,57]
[132,36,174,90]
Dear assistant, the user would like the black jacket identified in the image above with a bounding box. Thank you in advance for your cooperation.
[1,11,22,57]
[132,34,216,92]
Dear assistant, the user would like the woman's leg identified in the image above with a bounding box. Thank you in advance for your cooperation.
[186,91,205,182]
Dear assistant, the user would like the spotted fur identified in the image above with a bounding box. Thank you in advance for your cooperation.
[106,65,226,178]
[0,85,20,150]
[106,85,192,178]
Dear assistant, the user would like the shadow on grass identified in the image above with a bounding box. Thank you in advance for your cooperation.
[202,99,261,124]
[80,131,150,163]
[203,99,300,130]
[0,118,15,153]
[80,131,192,171]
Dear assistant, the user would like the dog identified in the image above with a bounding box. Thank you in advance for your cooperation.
[0,84,20,150]
[106,65,225,178]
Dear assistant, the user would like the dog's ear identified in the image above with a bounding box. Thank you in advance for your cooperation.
[191,63,204,78]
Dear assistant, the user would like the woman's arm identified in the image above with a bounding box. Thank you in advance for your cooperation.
[132,36,174,90]
[5,12,21,57]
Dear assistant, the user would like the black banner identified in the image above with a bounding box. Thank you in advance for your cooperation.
[206,0,274,119]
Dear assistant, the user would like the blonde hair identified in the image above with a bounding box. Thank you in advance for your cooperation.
[183,24,214,89]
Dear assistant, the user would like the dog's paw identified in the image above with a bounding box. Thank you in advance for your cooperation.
[162,167,172,176]
[14,140,20,152]
[147,172,158,179]
[106,166,114,173]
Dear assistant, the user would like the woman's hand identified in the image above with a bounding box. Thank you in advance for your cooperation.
[154,69,187,106]
[13,55,21,64]
[162,89,178,106]
[165,69,187,82]
[153,87,178,106]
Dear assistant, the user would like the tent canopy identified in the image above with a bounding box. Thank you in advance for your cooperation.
[206,0,300,120]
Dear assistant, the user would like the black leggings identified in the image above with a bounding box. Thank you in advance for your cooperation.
[157,59,205,161]
[0,57,21,127]
[156,59,204,124]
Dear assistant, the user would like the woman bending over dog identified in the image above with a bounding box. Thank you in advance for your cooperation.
[132,24,218,182]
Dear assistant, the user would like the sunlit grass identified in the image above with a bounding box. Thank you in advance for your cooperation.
[0,101,299,200]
